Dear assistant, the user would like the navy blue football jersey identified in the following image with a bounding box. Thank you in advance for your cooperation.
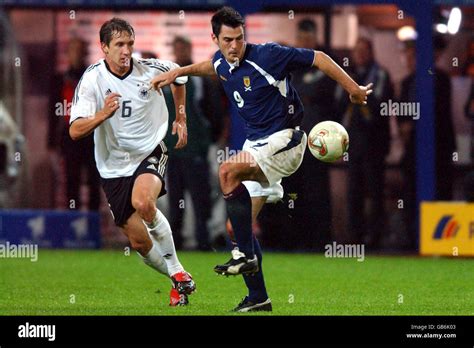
[212,42,315,140]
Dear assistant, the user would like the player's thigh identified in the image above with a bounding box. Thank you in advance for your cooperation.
[222,151,268,183]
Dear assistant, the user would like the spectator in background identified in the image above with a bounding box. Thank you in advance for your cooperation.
[398,40,417,250]
[464,80,474,202]
[48,38,100,210]
[463,38,474,202]
[433,35,456,201]
[335,37,393,250]
[281,18,335,250]
[398,36,456,249]
[462,38,474,76]
[164,36,222,250]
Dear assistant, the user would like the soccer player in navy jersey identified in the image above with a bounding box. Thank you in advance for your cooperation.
[151,7,372,312]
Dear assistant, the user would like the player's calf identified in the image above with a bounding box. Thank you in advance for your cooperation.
[128,234,153,256]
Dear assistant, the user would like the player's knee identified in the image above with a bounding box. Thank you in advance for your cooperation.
[132,197,156,221]
[219,162,239,187]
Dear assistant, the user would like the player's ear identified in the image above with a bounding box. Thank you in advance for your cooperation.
[101,42,109,55]
[211,33,219,46]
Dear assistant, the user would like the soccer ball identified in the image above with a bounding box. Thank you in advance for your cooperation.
[307,121,349,163]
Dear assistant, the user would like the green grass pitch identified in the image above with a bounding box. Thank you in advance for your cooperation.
[0,250,472,315]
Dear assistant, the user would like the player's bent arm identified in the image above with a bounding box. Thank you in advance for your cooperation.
[152,60,215,90]
[313,50,373,105]
[176,60,216,77]
[69,110,110,141]
[313,51,359,95]
[170,83,186,120]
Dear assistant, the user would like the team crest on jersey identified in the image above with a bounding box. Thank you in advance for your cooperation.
[243,76,251,91]
[138,86,151,100]
[147,156,159,164]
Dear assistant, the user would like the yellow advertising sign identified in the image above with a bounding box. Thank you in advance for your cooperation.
[420,202,474,256]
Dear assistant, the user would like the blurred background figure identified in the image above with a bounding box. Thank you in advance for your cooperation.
[48,37,100,211]
[463,38,474,202]
[433,34,456,201]
[398,35,457,249]
[281,18,335,250]
[398,40,418,250]
[335,37,393,250]
[164,35,222,250]
[0,100,24,207]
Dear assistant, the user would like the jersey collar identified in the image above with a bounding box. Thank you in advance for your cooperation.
[104,58,134,80]
[226,42,250,74]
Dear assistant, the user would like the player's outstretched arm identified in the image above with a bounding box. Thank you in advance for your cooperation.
[313,51,373,105]
[150,60,215,91]
[170,83,188,149]
[69,93,121,140]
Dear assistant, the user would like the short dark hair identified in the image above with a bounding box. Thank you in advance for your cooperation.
[211,6,245,37]
[356,37,374,55]
[100,18,135,46]
[173,35,192,47]
[297,18,317,33]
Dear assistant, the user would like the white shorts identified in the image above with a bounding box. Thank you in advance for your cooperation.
[242,128,307,203]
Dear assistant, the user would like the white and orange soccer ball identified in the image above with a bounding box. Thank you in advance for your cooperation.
[307,121,349,163]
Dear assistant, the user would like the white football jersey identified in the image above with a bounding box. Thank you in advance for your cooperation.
[70,58,187,178]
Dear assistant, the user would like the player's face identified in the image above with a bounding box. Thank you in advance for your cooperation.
[353,40,372,67]
[102,31,134,72]
[403,46,416,74]
[213,25,245,63]
[296,30,317,49]
[173,41,192,66]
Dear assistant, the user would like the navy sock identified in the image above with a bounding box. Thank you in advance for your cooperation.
[224,183,254,258]
[243,236,268,303]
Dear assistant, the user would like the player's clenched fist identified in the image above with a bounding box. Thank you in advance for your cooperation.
[102,93,122,118]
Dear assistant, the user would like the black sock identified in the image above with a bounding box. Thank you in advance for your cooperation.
[224,183,254,258]
[243,236,268,303]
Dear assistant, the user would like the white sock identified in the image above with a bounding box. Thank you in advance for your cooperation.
[144,209,184,276]
[140,244,169,276]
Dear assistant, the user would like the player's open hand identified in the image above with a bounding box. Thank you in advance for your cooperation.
[349,83,373,105]
[172,117,187,149]
[102,93,121,118]
[150,70,179,95]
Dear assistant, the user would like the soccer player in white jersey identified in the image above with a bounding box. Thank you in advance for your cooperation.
[69,18,195,306]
